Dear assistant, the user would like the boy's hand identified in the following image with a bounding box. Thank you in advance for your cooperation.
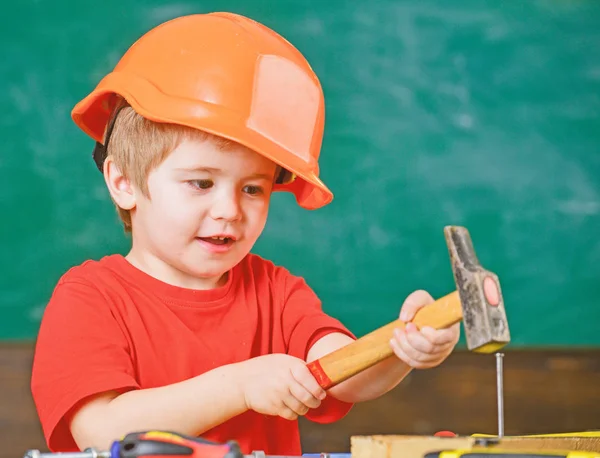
[238,354,326,420]
[391,290,460,369]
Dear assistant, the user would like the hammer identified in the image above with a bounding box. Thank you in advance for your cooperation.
[307,225,510,389]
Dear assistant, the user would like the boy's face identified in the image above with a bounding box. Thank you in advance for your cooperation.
[127,137,278,289]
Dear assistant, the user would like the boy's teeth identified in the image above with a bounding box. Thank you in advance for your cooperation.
[209,236,230,242]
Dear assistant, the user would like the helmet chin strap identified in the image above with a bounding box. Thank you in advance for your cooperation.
[92,103,127,172]
[275,167,296,185]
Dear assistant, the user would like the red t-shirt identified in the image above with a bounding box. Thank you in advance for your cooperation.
[31,253,354,454]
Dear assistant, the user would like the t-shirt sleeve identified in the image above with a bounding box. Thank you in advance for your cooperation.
[31,277,140,451]
[280,271,356,424]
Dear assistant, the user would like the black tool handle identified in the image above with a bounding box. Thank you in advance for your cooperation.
[119,431,243,458]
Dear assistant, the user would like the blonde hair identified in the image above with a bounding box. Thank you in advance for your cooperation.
[102,100,290,232]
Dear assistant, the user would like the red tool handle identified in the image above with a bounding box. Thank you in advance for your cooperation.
[117,431,243,458]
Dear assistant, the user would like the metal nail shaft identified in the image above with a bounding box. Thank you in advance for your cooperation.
[496,352,505,438]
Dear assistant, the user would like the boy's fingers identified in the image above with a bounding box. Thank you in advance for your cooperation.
[404,326,456,355]
[283,390,310,416]
[399,327,435,354]
[398,338,438,364]
[394,328,447,364]
[399,290,435,322]
[390,336,431,369]
[420,324,460,346]
[289,381,321,410]
[291,365,327,400]
[278,403,300,421]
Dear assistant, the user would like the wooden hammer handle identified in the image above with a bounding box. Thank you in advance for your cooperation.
[307,291,463,389]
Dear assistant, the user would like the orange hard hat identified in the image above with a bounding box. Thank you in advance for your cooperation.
[71,12,333,209]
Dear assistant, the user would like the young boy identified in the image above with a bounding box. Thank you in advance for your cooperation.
[30,12,460,456]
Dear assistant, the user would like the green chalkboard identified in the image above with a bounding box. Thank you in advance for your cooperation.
[1,0,599,345]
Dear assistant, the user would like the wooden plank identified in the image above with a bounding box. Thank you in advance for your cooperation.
[351,436,475,458]
[350,435,600,458]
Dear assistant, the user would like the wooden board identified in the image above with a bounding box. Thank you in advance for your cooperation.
[350,435,600,458]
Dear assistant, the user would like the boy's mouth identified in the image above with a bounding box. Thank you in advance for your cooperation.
[197,236,234,246]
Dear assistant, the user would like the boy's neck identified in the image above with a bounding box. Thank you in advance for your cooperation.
[124,248,228,290]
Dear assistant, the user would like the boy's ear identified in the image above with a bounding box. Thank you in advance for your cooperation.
[103,156,137,210]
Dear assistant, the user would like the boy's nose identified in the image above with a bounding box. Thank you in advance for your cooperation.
[210,191,242,222]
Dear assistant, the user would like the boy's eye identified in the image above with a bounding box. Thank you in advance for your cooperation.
[243,185,264,195]
[189,179,213,190]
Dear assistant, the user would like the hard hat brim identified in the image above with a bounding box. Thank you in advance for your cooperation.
[72,71,334,210]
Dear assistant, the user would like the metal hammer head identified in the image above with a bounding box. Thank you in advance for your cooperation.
[444,226,510,353]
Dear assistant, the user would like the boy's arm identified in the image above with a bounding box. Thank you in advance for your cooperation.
[69,353,325,451]
[68,363,247,451]
[306,332,412,403]
[307,291,460,403]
